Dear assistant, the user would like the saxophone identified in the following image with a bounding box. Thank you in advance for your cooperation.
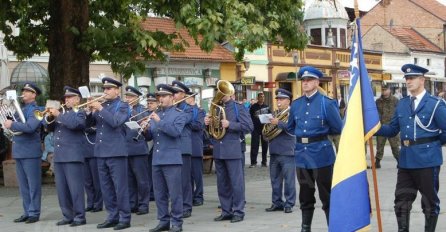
[262,106,290,141]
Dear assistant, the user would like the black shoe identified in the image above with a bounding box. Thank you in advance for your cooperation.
[230,215,244,223]
[261,163,267,167]
[375,159,381,169]
[25,217,39,223]
[70,221,86,227]
[149,223,170,232]
[56,219,73,226]
[182,211,192,218]
[136,210,148,215]
[97,220,119,229]
[265,204,284,212]
[113,222,130,230]
[131,208,138,213]
[14,215,28,223]
[192,201,203,206]
[214,214,232,221]
[284,207,293,213]
[249,164,256,168]
[91,208,103,213]
[85,207,94,212]
[169,226,183,232]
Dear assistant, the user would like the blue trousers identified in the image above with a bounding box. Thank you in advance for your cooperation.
[84,157,103,210]
[148,154,154,200]
[97,157,131,223]
[215,158,245,217]
[191,157,204,203]
[269,154,296,208]
[153,165,183,227]
[182,155,192,213]
[15,158,41,218]
[128,155,150,212]
[55,162,86,222]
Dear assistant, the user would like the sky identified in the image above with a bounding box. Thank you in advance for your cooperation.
[306,0,446,12]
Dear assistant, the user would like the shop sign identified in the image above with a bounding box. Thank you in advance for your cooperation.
[265,82,276,88]
[241,76,255,85]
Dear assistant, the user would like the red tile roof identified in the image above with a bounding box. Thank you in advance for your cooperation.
[410,0,446,21]
[140,17,235,62]
[384,27,443,53]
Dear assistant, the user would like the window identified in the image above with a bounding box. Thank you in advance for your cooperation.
[427,59,431,66]
[340,28,346,48]
[310,28,322,45]
[325,28,338,47]
[414,58,418,64]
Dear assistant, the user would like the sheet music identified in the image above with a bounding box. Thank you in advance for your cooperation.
[259,114,273,124]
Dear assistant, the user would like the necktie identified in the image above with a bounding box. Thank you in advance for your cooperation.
[410,96,416,112]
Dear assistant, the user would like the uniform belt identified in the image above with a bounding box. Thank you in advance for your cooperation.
[296,135,328,144]
[401,136,439,147]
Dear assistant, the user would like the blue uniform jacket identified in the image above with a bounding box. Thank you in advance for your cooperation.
[145,106,186,165]
[190,105,205,157]
[10,101,42,159]
[376,93,446,168]
[125,104,149,156]
[287,92,343,169]
[93,97,129,157]
[82,114,96,159]
[269,120,296,156]
[212,100,254,159]
[53,109,86,162]
[177,102,193,155]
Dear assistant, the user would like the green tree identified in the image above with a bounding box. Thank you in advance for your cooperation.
[0,0,308,99]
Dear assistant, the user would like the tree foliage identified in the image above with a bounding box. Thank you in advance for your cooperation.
[0,0,308,97]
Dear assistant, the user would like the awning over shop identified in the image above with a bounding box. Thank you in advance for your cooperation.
[276,72,296,81]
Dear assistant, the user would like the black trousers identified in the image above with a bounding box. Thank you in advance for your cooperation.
[394,167,440,216]
[250,130,268,165]
[296,165,333,212]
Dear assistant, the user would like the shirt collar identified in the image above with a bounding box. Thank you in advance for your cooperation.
[409,89,426,100]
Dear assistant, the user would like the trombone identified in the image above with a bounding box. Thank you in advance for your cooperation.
[73,94,107,112]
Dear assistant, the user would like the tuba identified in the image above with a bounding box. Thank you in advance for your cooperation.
[208,80,234,140]
[0,90,26,138]
[262,107,290,141]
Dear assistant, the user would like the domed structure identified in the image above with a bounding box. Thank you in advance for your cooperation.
[304,0,350,48]
[10,61,48,94]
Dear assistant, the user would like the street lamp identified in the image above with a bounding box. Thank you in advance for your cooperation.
[163,52,171,84]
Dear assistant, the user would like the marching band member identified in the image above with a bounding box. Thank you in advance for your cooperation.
[5,82,42,224]
[376,64,446,232]
[147,84,186,232]
[204,82,253,223]
[185,90,206,206]
[83,100,103,213]
[146,93,158,201]
[287,66,343,232]
[89,77,131,230]
[171,80,194,218]
[124,86,150,215]
[48,86,87,227]
[264,88,296,214]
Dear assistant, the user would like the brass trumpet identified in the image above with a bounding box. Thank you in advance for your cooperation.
[73,94,107,112]
[127,95,146,106]
[34,105,66,124]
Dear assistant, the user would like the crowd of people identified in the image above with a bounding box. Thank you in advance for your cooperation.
[1,63,446,231]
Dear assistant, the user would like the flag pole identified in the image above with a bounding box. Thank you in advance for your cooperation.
[368,138,383,232]
[353,0,383,230]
